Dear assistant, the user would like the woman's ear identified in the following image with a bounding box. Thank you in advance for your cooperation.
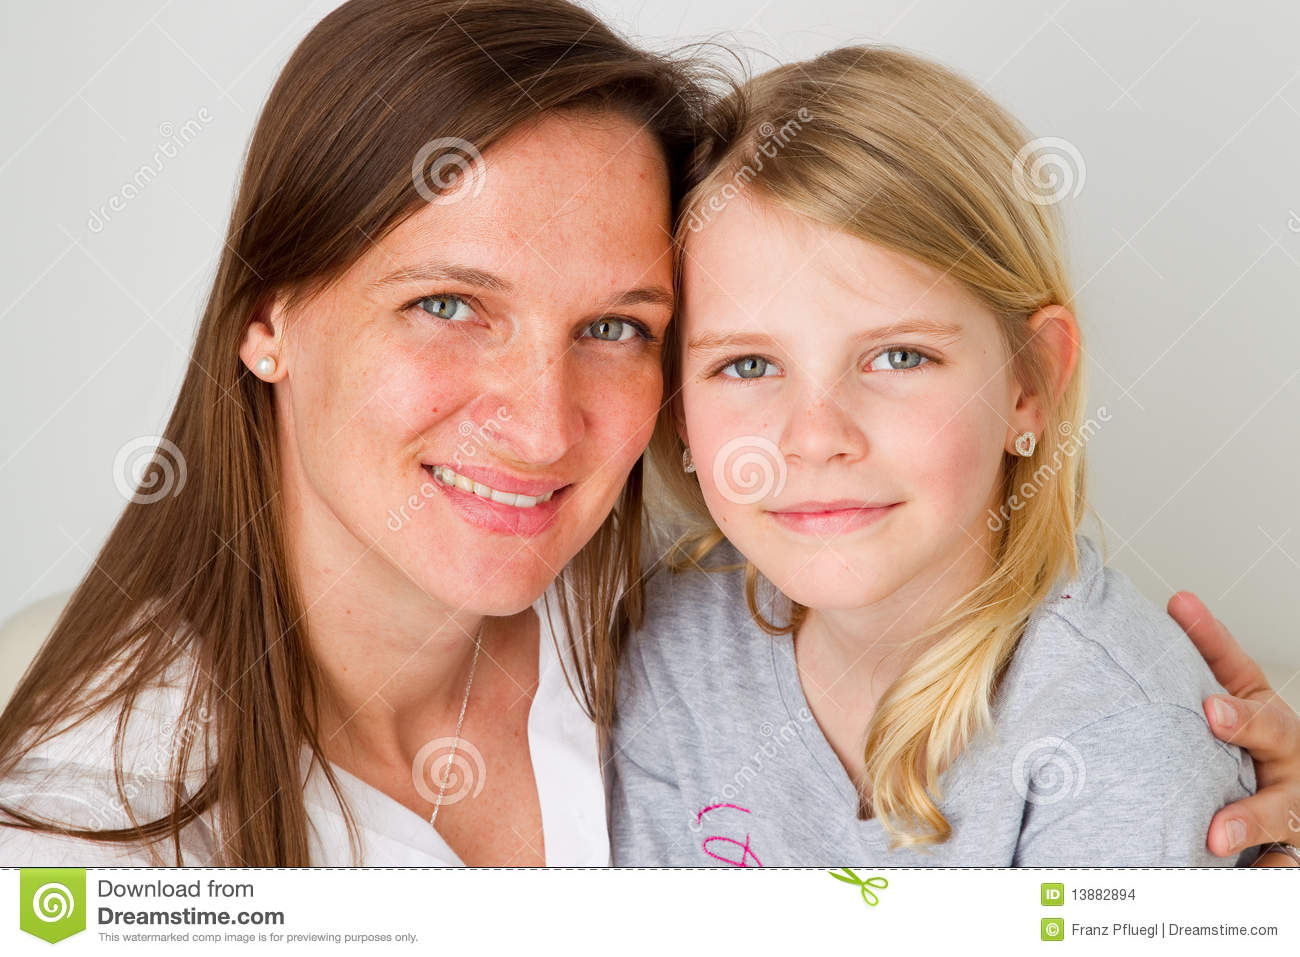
[239,297,287,381]
[1008,304,1080,445]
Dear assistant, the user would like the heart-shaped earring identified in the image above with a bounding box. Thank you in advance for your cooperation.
[682,447,696,474]
[1014,431,1036,457]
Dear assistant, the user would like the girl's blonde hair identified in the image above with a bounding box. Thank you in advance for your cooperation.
[649,45,1090,848]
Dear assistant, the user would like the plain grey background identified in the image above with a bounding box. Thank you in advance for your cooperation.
[1,0,1297,691]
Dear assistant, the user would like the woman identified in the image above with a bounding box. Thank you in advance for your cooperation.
[0,0,1295,867]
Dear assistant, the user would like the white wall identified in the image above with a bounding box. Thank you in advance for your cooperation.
[1,0,1297,689]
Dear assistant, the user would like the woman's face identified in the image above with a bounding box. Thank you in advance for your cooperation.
[256,111,674,615]
[678,195,1024,612]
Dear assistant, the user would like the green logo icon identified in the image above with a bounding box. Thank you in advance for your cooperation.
[1041,882,1064,906]
[1041,917,1065,941]
[827,868,888,907]
[19,869,86,943]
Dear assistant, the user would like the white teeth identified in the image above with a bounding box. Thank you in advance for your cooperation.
[429,465,556,509]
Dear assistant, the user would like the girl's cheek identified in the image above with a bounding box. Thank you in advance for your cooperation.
[908,390,1006,518]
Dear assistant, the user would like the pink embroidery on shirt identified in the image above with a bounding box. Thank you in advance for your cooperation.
[695,802,750,825]
[696,803,763,866]
[702,835,763,867]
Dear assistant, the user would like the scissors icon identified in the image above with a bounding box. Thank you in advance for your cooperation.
[828,868,888,906]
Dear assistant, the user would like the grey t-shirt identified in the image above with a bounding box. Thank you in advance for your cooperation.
[607,533,1256,866]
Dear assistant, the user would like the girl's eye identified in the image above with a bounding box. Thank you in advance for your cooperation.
[721,355,779,379]
[415,294,474,322]
[584,318,643,342]
[867,348,930,372]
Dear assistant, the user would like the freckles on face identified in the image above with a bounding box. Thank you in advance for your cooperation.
[274,110,674,615]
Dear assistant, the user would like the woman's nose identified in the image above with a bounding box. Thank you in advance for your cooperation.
[484,348,586,468]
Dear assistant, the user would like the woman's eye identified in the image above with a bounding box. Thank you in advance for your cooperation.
[867,348,930,372]
[415,294,474,322]
[721,356,778,379]
[584,318,640,342]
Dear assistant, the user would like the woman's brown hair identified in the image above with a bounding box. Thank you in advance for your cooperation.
[0,0,707,865]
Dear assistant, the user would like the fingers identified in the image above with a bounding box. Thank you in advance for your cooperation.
[1207,790,1300,857]
[1169,591,1271,699]
[1251,850,1300,867]
[1203,693,1300,764]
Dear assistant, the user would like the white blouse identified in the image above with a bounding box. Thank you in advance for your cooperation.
[0,587,609,866]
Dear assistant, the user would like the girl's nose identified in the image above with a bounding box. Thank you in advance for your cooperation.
[781,382,868,466]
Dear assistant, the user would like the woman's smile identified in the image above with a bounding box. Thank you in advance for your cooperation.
[423,462,573,536]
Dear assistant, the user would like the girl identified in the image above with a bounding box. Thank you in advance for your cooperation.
[608,45,1262,865]
[1,1,1295,868]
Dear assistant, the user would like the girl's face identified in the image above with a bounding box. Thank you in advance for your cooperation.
[246,111,674,616]
[679,195,1025,612]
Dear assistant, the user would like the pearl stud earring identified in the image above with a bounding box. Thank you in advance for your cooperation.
[253,356,277,378]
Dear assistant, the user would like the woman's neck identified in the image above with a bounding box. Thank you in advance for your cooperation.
[282,481,535,772]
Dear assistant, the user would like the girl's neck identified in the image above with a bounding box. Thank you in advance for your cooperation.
[792,547,989,789]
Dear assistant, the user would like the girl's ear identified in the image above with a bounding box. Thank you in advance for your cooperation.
[1027,304,1080,402]
[1009,304,1080,440]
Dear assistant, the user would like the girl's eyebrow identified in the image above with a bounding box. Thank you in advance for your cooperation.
[687,317,963,356]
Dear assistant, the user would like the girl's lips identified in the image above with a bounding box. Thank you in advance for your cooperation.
[422,464,570,537]
[767,502,900,536]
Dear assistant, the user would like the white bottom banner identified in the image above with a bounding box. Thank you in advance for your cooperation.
[4,867,1292,955]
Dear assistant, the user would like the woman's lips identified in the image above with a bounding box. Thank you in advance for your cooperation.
[766,502,900,536]
[422,464,570,536]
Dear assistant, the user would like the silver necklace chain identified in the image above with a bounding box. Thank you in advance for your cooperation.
[429,621,484,828]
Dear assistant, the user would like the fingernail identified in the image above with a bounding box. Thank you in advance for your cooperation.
[1213,697,1237,728]
[1225,818,1246,850]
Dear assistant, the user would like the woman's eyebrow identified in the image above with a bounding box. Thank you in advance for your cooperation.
[367,263,672,311]
[369,263,513,292]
